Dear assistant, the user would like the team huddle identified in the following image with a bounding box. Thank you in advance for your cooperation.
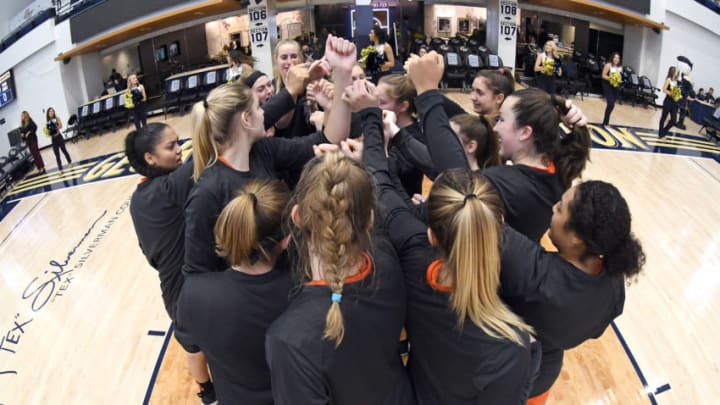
[126,35,646,405]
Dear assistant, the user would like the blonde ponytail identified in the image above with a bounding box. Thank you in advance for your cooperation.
[190,83,254,180]
[214,179,290,266]
[428,169,533,345]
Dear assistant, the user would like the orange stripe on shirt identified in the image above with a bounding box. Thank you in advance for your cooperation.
[526,161,556,174]
[426,259,452,293]
[306,253,373,286]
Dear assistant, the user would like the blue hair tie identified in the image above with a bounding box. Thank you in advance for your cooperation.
[331,293,342,303]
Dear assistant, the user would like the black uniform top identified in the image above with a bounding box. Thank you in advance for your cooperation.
[175,257,293,405]
[20,120,38,144]
[362,107,534,405]
[500,226,626,394]
[389,122,425,196]
[130,160,195,318]
[483,164,564,242]
[262,87,296,131]
[265,236,414,405]
[183,131,327,275]
[416,89,565,242]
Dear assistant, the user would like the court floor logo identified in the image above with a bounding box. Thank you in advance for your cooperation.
[1,140,193,202]
[588,124,720,163]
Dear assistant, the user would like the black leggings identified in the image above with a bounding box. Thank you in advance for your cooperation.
[602,81,619,125]
[537,75,557,94]
[132,103,148,130]
[51,134,72,169]
[658,96,677,136]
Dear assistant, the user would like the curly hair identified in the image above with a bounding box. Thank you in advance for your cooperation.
[567,181,646,281]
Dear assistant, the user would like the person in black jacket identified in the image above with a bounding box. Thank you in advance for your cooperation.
[125,123,217,405]
[45,107,72,171]
[344,79,538,404]
[20,111,45,173]
[176,179,294,404]
[183,35,355,275]
[266,151,413,405]
[500,180,646,403]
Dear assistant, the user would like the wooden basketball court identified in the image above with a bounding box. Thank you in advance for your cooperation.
[1,94,718,404]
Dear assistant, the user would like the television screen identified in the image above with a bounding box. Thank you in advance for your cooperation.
[168,41,180,57]
[155,45,167,62]
[0,69,18,110]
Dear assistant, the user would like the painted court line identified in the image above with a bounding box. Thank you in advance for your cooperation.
[143,323,174,405]
[611,322,671,404]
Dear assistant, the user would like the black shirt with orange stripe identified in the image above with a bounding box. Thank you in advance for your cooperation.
[174,254,293,404]
[183,131,327,275]
[483,163,564,242]
[500,226,626,395]
[415,90,565,241]
[362,107,535,405]
[265,237,414,405]
[129,160,194,318]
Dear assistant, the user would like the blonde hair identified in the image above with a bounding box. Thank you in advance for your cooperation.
[427,169,533,345]
[214,179,290,266]
[273,40,303,94]
[190,83,254,180]
[291,151,374,347]
[543,40,556,55]
[21,111,30,126]
[378,74,417,116]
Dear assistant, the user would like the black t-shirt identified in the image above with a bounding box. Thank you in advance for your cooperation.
[265,235,414,405]
[183,131,327,275]
[483,164,565,242]
[130,161,195,318]
[500,226,625,394]
[363,108,534,404]
[175,258,293,404]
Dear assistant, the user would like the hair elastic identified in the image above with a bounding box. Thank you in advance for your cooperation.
[464,193,478,204]
[203,98,209,108]
[331,293,342,303]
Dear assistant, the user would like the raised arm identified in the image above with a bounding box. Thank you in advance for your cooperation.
[322,35,356,144]
[406,51,470,171]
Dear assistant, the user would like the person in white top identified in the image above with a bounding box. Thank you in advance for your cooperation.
[127,74,148,130]
[368,26,395,84]
[533,40,562,94]
[601,52,623,126]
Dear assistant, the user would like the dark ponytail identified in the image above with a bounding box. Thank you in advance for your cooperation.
[567,181,646,281]
[124,122,171,178]
[549,95,591,188]
[510,88,590,188]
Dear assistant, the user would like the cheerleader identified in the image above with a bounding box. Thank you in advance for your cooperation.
[45,107,72,170]
[127,74,147,130]
[534,40,562,94]
[601,52,623,126]
[658,66,680,138]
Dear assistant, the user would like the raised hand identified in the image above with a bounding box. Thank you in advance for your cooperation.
[308,59,332,82]
[324,35,358,73]
[341,80,379,112]
[561,99,588,127]
[313,143,340,157]
[382,110,400,145]
[340,138,363,163]
[285,64,310,98]
[406,51,444,95]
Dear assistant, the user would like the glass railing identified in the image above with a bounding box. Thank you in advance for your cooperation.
[55,0,108,23]
[694,0,720,14]
[0,8,55,53]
